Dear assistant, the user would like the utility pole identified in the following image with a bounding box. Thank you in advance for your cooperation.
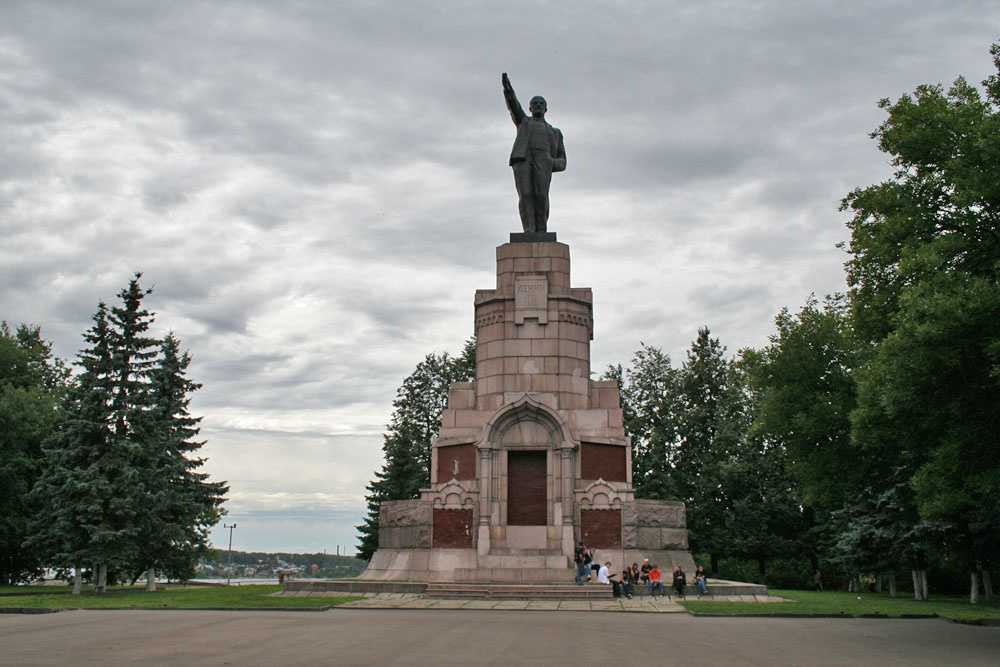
[224,523,237,585]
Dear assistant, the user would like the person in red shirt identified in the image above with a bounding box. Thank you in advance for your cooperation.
[648,564,664,597]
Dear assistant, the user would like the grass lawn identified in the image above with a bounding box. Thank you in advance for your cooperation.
[0,584,360,610]
[681,589,1000,622]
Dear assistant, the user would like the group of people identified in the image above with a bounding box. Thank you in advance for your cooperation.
[573,544,710,599]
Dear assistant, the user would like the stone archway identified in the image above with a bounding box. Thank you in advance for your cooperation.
[475,396,577,554]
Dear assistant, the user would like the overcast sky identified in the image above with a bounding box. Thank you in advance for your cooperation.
[2,1,997,554]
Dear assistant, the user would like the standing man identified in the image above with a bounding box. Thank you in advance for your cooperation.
[501,72,566,233]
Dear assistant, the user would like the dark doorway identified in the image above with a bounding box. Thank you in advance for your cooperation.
[507,450,547,525]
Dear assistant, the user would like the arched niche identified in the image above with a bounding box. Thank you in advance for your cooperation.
[479,395,575,450]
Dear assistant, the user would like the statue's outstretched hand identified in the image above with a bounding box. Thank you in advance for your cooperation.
[502,72,512,92]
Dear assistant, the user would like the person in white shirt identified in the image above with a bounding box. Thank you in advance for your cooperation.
[597,561,611,584]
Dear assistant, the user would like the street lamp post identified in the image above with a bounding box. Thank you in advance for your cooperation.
[223,523,237,585]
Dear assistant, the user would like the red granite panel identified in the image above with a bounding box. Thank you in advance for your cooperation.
[433,509,474,548]
[507,451,547,525]
[581,443,627,482]
[581,509,622,548]
[436,444,477,481]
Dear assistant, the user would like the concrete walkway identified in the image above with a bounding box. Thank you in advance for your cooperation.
[3,609,999,666]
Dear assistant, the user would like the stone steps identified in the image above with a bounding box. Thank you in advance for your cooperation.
[425,583,613,600]
[476,554,570,569]
[451,567,574,583]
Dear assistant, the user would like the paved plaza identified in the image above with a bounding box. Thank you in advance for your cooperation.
[3,608,999,666]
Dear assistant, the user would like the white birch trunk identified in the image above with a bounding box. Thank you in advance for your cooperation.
[920,569,928,601]
[145,569,156,592]
[72,565,82,595]
[888,572,896,597]
[970,571,980,604]
[982,570,993,601]
[96,562,107,594]
[911,569,921,600]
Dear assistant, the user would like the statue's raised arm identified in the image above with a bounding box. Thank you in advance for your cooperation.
[502,72,525,126]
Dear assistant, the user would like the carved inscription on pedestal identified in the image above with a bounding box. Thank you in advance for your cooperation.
[514,275,548,324]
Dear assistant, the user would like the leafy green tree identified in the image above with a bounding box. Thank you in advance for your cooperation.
[843,43,1000,602]
[746,296,860,512]
[357,339,476,560]
[0,323,68,585]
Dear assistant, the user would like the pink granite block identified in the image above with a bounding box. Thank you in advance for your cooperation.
[531,339,559,356]
[595,387,620,409]
[559,357,589,377]
[503,357,518,374]
[503,375,532,392]
[455,410,489,429]
[559,393,590,409]
[574,409,609,431]
[485,340,504,359]
[478,357,503,378]
[439,409,456,428]
[530,374,559,392]
[478,394,503,411]
[513,257,534,273]
[448,389,476,410]
[551,258,570,274]
[518,321,547,339]
[504,339,532,357]
[558,340,578,358]
[609,409,624,428]
[509,243,533,258]
[519,357,543,374]
[497,258,514,274]
[549,273,569,289]
[577,342,591,359]
[544,357,559,374]
[498,272,514,290]
[477,323,503,342]
[559,375,590,395]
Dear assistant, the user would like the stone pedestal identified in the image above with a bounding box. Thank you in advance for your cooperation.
[361,239,694,582]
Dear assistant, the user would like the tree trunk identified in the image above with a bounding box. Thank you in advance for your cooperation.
[983,570,993,601]
[920,569,928,601]
[888,572,897,598]
[72,564,82,595]
[757,558,767,582]
[911,569,920,600]
[96,562,107,594]
[876,575,883,593]
[145,569,156,592]
[970,571,980,604]
[711,553,719,577]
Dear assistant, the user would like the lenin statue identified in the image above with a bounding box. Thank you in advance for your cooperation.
[502,73,566,233]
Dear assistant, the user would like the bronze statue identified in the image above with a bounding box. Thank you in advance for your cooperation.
[502,73,566,234]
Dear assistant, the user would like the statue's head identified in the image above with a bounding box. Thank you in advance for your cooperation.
[529,95,547,117]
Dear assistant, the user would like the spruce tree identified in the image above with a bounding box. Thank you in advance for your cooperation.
[28,304,117,593]
[136,333,227,588]
[357,339,475,561]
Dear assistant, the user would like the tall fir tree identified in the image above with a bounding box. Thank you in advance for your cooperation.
[29,275,228,591]
[28,303,117,593]
[136,333,228,588]
[675,327,731,566]
[357,339,475,560]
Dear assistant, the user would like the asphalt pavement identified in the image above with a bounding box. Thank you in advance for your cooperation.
[3,608,999,666]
